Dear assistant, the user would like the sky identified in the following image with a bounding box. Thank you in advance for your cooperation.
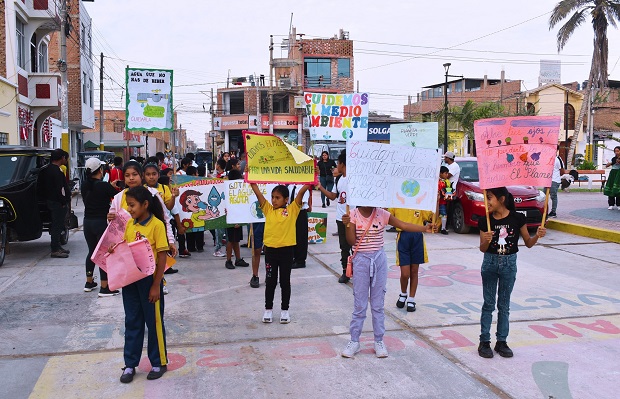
[83,0,620,148]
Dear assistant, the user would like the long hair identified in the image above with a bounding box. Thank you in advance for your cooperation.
[125,186,166,225]
[487,187,515,211]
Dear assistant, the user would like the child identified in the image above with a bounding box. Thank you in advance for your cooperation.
[341,207,432,358]
[388,208,434,312]
[224,169,249,269]
[118,186,169,383]
[250,180,311,324]
[438,166,451,235]
[477,187,546,359]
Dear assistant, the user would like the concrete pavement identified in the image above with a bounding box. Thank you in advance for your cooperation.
[0,190,618,398]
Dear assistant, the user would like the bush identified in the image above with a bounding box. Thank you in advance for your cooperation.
[576,160,596,170]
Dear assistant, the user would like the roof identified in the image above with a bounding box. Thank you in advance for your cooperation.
[84,140,144,149]
[423,78,504,89]
[526,83,583,98]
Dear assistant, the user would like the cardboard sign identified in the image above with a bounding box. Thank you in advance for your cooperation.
[308,212,328,244]
[172,176,227,231]
[91,209,131,271]
[346,140,441,211]
[244,132,317,185]
[226,182,310,224]
[304,92,369,141]
[390,122,439,149]
[474,116,560,189]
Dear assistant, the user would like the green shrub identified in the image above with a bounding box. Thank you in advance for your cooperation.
[577,160,596,170]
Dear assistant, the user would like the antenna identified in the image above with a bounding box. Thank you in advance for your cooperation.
[288,13,293,53]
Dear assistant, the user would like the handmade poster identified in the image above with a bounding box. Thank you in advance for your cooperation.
[390,122,439,149]
[308,212,328,244]
[172,175,227,231]
[346,140,441,211]
[244,132,317,185]
[125,68,173,131]
[128,238,156,275]
[304,92,369,141]
[91,208,131,271]
[105,241,149,291]
[474,116,560,189]
[226,182,310,224]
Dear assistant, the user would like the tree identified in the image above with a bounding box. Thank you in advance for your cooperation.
[550,0,620,168]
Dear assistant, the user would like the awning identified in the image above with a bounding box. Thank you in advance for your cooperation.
[84,140,144,149]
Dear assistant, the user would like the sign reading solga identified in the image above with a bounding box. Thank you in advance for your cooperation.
[126,68,173,131]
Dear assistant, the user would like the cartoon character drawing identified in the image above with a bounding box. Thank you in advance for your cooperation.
[497,226,508,254]
[179,189,220,230]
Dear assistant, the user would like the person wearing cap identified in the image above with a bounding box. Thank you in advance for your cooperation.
[443,151,460,191]
[82,157,122,296]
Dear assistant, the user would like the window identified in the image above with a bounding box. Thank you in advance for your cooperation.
[114,123,124,133]
[16,19,26,68]
[30,34,38,73]
[83,73,87,104]
[304,58,331,87]
[89,78,93,107]
[337,58,350,78]
[0,133,8,145]
[228,91,244,114]
[433,87,443,98]
[564,103,575,130]
[38,42,48,72]
[526,102,535,114]
[88,30,92,57]
[454,80,463,93]
[81,24,86,52]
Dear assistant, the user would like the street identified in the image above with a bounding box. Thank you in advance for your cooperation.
[0,190,618,399]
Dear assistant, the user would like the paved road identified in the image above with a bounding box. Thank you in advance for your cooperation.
[0,191,618,398]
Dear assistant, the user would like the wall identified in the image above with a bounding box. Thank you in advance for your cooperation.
[0,78,18,140]
[526,85,584,143]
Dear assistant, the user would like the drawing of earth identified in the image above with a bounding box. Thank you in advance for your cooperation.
[342,129,353,139]
[401,180,421,197]
[250,201,264,219]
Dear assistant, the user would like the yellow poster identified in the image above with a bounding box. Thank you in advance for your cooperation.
[244,131,317,184]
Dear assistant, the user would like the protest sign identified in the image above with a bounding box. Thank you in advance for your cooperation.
[244,132,317,185]
[304,92,369,141]
[172,176,227,231]
[308,212,328,244]
[346,140,441,211]
[125,68,173,131]
[474,116,560,189]
[91,209,131,271]
[390,122,439,149]
[226,182,310,224]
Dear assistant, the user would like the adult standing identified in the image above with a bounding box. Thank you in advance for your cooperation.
[38,149,71,258]
[443,151,460,191]
[318,151,337,208]
[109,157,124,184]
[82,158,121,296]
[548,146,566,218]
[604,146,620,209]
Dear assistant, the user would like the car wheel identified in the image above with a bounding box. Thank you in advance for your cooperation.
[0,222,6,266]
[452,203,470,234]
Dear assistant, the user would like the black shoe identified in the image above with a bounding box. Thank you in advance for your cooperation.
[396,294,406,308]
[387,226,397,232]
[338,273,350,283]
[164,268,179,275]
[291,261,306,269]
[59,247,71,254]
[322,204,326,208]
[326,199,330,206]
[225,260,235,269]
[120,367,135,383]
[84,281,98,292]
[50,251,68,258]
[440,229,449,235]
[548,212,557,218]
[146,365,167,380]
[478,341,493,358]
[235,258,249,267]
[196,248,204,253]
[250,275,260,288]
[98,286,120,297]
[406,301,416,312]
[494,341,514,358]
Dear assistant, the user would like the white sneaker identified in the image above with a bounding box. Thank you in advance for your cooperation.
[262,309,272,323]
[374,341,389,358]
[162,285,169,295]
[608,206,616,210]
[213,250,225,257]
[341,340,360,358]
[280,310,290,324]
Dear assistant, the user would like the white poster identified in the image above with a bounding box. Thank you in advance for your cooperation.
[390,122,439,149]
[346,140,441,211]
[126,68,173,131]
[226,182,309,224]
[304,92,369,141]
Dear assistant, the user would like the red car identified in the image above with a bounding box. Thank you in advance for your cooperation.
[450,157,546,234]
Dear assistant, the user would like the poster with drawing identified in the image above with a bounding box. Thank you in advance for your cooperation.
[308,212,328,244]
[172,176,227,231]
[125,68,173,131]
[304,92,369,141]
[346,140,441,211]
[390,122,439,149]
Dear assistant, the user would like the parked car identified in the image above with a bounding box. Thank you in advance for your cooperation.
[450,157,546,234]
[307,142,345,160]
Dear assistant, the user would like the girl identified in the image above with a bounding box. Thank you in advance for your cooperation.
[144,163,177,211]
[118,186,169,383]
[341,207,433,358]
[604,146,620,209]
[81,157,121,297]
[249,181,311,324]
[317,151,337,207]
[477,187,546,359]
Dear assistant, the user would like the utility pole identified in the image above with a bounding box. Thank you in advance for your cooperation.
[269,35,274,135]
[211,87,215,162]
[59,0,70,165]
[99,52,104,150]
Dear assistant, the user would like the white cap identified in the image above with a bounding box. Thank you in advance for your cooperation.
[443,151,455,159]
[85,157,103,172]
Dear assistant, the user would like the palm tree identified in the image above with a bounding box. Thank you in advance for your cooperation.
[550,0,620,168]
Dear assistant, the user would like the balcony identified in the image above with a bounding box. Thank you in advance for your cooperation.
[305,75,332,88]
[28,73,61,108]
[26,0,61,31]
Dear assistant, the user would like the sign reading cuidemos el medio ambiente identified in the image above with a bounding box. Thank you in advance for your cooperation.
[125,68,173,131]
[304,92,369,141]
[346,140,441,212]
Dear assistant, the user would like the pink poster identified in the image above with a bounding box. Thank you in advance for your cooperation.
[128,238,156,275]
[91,209,131,272]
[104,241,148,291]
[474,116,560,189]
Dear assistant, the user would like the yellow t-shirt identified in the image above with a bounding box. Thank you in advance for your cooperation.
[190,209,206,229]
[123,213,169,257]
[151,183,172,205]
[261,200,300,248]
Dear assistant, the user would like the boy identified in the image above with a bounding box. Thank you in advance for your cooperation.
[438,166,452,235]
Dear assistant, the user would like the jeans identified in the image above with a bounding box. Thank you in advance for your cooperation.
[336,220,352,272]
[83,217,108,281]
[47,200,68,251]
[214,228,225,251]
[549,181,560,213]
[480,253,517,343]
[264,246,294,310]
[319,176,334,205]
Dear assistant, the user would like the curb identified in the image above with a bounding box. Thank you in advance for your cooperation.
[546,219,620,244]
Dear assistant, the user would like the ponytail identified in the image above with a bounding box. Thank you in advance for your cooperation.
[487,187,515,211]
[125,186,166,225]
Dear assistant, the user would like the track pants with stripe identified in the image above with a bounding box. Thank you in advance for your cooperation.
[122,275,168,368]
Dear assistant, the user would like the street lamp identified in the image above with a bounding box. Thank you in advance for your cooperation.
[443,63,451,154]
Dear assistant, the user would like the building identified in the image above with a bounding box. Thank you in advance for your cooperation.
[0,0,18,143]
[4,0,62,146]
[213,27,354,155]
[582,81,620,167]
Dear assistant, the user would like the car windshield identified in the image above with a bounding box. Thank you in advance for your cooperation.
[458,160,480,182]
[0,155,39,187]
